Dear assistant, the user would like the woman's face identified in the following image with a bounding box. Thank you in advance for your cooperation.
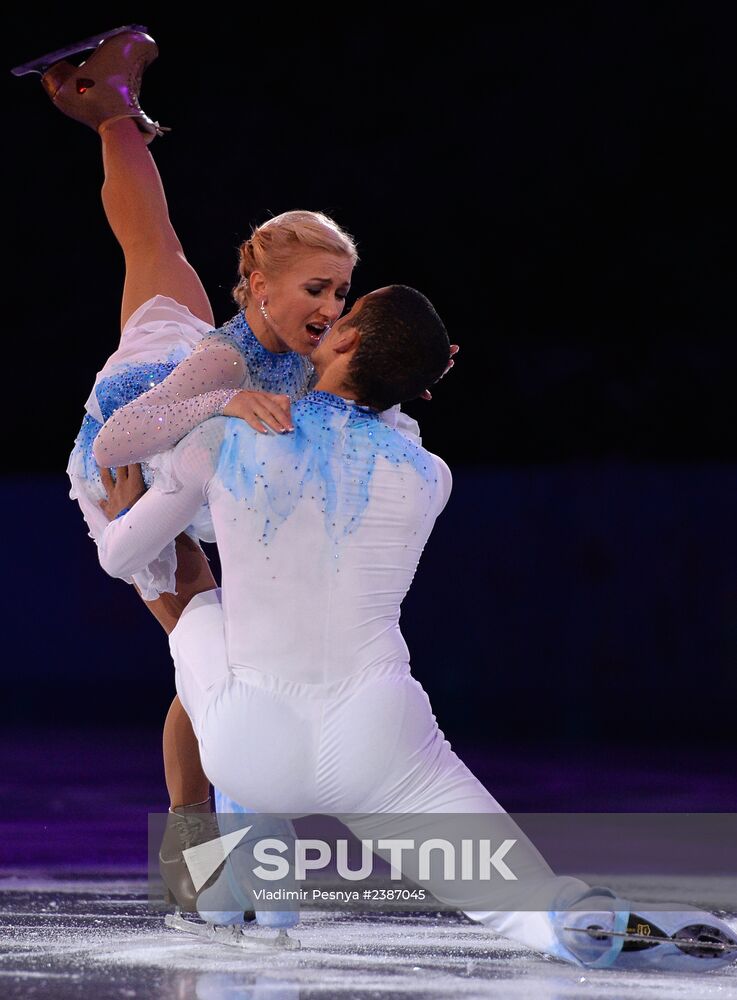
[252,250,354,355]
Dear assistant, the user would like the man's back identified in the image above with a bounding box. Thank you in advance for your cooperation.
[204,392,451,683]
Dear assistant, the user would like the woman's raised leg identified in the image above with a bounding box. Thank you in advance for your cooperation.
[99,117,214,332]
[97,117,217,805]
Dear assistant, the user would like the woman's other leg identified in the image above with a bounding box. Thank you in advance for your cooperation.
[162,695,209,809]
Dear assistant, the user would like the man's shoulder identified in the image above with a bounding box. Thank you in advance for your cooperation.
[373,418,442,461]
[360,420,452,503]
[377,421,452,501]
[429,451,452,505]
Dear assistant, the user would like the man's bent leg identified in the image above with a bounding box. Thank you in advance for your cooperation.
[140,533,216,809]
[343,763,593,965]
[167,588,230,737]
[311,669,597,965]
[336,674,736,970]
[168,594,297,928]
[157,587,230,910]
[137,536,225,909]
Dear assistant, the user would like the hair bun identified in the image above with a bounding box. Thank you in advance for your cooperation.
[232,210,358,311]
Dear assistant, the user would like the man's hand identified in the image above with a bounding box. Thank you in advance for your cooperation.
[99,464,146,522]
[420,344,459,401]
[223,390,294,434]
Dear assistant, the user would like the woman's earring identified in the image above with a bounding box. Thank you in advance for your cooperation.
[260,300,269,322]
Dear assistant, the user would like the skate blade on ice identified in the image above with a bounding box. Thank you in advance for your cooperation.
[165,911,300,952]
[562,924,737,954]
[11,24,149,76]
[562,919,737,971]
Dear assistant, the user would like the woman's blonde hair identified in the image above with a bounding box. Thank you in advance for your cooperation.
[232,210,359,309]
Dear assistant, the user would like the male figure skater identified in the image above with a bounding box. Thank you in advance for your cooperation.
[98,286,736,971]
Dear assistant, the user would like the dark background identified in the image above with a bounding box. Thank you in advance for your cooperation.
[3,8,736,764]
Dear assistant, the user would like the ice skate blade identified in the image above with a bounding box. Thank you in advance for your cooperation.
[11,24,149,76]
[563,924,737,955]
[165,912,301,952]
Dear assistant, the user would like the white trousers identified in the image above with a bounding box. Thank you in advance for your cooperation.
[170,590,593,963]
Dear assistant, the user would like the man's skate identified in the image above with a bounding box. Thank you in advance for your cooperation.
[554,888,737,972]
[11,25,169,143]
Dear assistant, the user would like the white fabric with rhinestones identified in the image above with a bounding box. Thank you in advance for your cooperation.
[99,394,449,685]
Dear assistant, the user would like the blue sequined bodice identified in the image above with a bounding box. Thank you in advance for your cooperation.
[203,312,315,399]
[73,311,316,488]
[78,356,183,485]
[96,359,179,421]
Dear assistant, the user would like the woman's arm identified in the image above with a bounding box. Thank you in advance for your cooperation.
[92,339,247,467]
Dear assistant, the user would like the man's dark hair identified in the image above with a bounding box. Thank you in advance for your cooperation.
[346,285,450,411]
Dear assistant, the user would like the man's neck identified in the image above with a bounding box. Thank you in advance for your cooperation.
[312,372,354,401]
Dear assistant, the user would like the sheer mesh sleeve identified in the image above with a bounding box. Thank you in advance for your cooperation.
[92,340,247,467]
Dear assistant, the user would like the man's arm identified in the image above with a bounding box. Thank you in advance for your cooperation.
[97,420,224,580]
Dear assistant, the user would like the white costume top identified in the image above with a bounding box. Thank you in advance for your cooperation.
[99,391,450,684]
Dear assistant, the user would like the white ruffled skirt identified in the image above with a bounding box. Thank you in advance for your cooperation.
[67,295,216,600]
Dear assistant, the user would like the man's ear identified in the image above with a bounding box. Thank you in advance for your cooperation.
[333,326,361,355]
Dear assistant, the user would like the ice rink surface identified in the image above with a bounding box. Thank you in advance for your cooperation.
[2,732,735,998]
[1,873,735,1000]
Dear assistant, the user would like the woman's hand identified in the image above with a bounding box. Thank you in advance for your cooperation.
[420,344,459,401]
[223,390,294,434]
[99,464,146,521]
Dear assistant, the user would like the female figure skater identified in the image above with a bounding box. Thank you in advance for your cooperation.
[34,26,356,907]
[30,25,453,909]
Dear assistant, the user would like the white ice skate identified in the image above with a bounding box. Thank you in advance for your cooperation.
[554,888,737,972]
